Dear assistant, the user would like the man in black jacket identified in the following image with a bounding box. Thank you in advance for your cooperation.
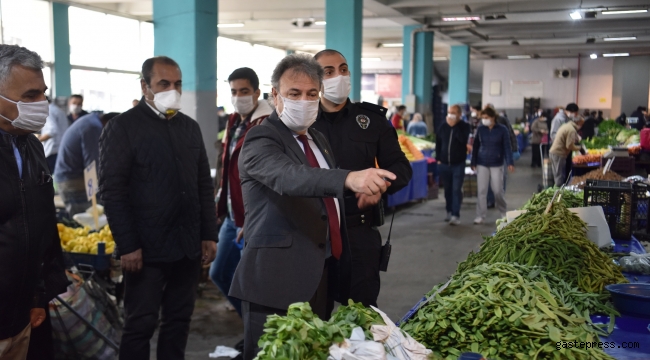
[99,56,219,360]
[436,104,470,225]
[0,44,68,359]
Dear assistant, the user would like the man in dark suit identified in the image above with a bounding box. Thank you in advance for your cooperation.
[229,54,396,360]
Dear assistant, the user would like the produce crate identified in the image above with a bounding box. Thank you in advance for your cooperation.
[63,243,111,271]
[584,180,634,240]
[610,156,635,177]
[632,182,650,240]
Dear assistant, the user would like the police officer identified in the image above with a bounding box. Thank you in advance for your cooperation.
[312,49,413,307]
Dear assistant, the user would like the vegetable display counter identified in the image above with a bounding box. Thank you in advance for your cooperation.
[387,159,428,207]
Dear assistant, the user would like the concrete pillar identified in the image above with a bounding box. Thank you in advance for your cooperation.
[153,0,218,167]
[401,25,433,114]
[52,2,71,97]
[325,0,362,102]
[286,49,295,55]
[448,45,470,106]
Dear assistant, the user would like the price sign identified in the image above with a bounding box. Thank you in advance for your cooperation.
[84,161,98,201]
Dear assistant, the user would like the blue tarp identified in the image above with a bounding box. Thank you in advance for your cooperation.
[387,159,428,207]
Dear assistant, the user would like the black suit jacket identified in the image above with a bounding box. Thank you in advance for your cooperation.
[230,112,352,309]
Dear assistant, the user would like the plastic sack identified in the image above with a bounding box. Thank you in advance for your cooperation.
[209,345,241,359]
[619,252,650,274]
[328,327,386,360]
[369,306,432,360]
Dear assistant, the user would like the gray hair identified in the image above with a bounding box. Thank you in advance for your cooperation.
[0,45,44,91]
[271,53,323,90]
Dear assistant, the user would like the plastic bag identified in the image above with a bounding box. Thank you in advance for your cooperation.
[619,252,650,274]
[328,327,386,360]
[209,345,241,358]
[369,306,432,360]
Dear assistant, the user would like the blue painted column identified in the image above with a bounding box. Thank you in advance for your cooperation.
[325,0,362,102]
[448,45,470,105]
[286,49,295,55]
[52,3,71,97]
[153,0,218,166]
[402,25,433,113]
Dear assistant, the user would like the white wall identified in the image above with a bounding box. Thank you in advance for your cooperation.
[612,56,650,117]
[577,58,614,111]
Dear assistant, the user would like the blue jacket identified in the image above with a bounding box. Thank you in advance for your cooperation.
[471,124,513,168]
[54,112,103,182]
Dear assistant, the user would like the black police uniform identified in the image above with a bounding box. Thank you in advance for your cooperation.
[312,100,413,307]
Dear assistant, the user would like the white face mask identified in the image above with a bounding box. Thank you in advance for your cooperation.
[322,75,351,104]
[231,95,255,116]
[278,96,319,132]
[0,94,49,132]
[69,104,81,115]
[148,88,181,115]
[481,119,492,126]
[471,111,477,118]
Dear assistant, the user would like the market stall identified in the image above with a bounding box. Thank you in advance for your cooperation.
[387,135,434,207]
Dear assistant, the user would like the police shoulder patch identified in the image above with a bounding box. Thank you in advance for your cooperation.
[356,115,370,129]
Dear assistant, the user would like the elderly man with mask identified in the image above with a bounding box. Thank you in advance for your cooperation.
[0,44,68,360]
[230,54,397,360]
[99,56,218,360]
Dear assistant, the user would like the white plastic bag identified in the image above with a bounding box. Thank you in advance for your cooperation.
[619,252,650,274]
[370,306,432,360]
[208,345,241,358]
[328,327,387,360]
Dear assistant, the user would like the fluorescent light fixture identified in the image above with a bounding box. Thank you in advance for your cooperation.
[314,21,326,25]
[603,36,637,41]
[603,53,630,57]
[442,16,481,21]
[570,11,583,19]
[590,53,598,59]
[433,56,448,61]
[218,23,245,28]
[361,57,382,62]
[602,9,647,15]
[508,55,532,59]
[382,43,404,48]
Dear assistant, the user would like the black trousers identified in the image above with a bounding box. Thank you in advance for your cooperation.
[119,257,201,360]
[241,259,333,360]
[347,225,382,307]
[531,143,542,167]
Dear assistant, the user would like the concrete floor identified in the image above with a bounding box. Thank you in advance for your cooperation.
[161,150,542,359]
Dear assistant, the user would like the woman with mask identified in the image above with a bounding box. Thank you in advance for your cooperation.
[530,116,549,168]
[471,107,514,224]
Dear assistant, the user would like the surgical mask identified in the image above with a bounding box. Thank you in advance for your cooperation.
[0,94,49,132]
[481,119,491,126]
[322,75,351,104]
[148,88,181,115]
[471,111,477,118]
[278,96,319,132]
[231,95,255,116]
[69,104,81,115]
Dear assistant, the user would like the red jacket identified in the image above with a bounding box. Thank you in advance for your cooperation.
[216,101,273,227]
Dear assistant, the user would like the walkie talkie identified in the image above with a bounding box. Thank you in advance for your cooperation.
[379,210,395,272]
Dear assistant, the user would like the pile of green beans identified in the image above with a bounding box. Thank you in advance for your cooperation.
[458,204,627,293]
[521,187,584,211]
[401,263,616,360]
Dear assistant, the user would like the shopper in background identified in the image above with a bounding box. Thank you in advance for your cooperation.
[0,44,68,360]
[54,112,117,216]
[39,100,69,173]
[580,111,597,140]
[312,49,412,308]
[484,104,518,208]
[550,103,579,142]
[436,104,470,225]
[549,116,584,186]
[230,54,397,360]
[407,112,428,138]
[471,107,514,225]
[67,94,88,124]
[99,56,218,360]
[132,99,139,107]
[530,115,548,168]
[596,110,605,124]
[630,106,648,130]
[390,105,407,130]
[213,67,272,323]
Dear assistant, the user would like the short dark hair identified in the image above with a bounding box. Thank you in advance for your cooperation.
[397,105,407,111]
[566,103,579,112]
[141,56,180,86]
[228,67,259,91]
[314,49,346,61]
[481,107,498,119]
[590,111,597,117]
[271,53,323,90]
[70,94,83,101]
[638,106,648,112]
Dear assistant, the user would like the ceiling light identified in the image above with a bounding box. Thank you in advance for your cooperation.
[442,16,481,21]
[314,21,326,25]
[603,53,630,57]
[433,56,448,61]
[361,57,382,62]
[508,55,531,59]
[381,43,404,48]
[570,11,583,20]
[218,23,245,28]
[590,53,598,59]
[604,36,637,41]
[602,9,647,15]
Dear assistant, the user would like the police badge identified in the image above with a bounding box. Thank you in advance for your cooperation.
[356,115,370,129]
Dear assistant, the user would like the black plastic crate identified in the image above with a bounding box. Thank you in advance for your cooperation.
[584,180,634,240]
[632,182,650,240]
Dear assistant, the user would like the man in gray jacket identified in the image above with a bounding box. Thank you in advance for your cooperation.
[229,54,396,360]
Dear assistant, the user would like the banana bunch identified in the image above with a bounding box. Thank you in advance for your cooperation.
[587,149,608,156]
[57,223,115,255]
[400,143,417,161]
